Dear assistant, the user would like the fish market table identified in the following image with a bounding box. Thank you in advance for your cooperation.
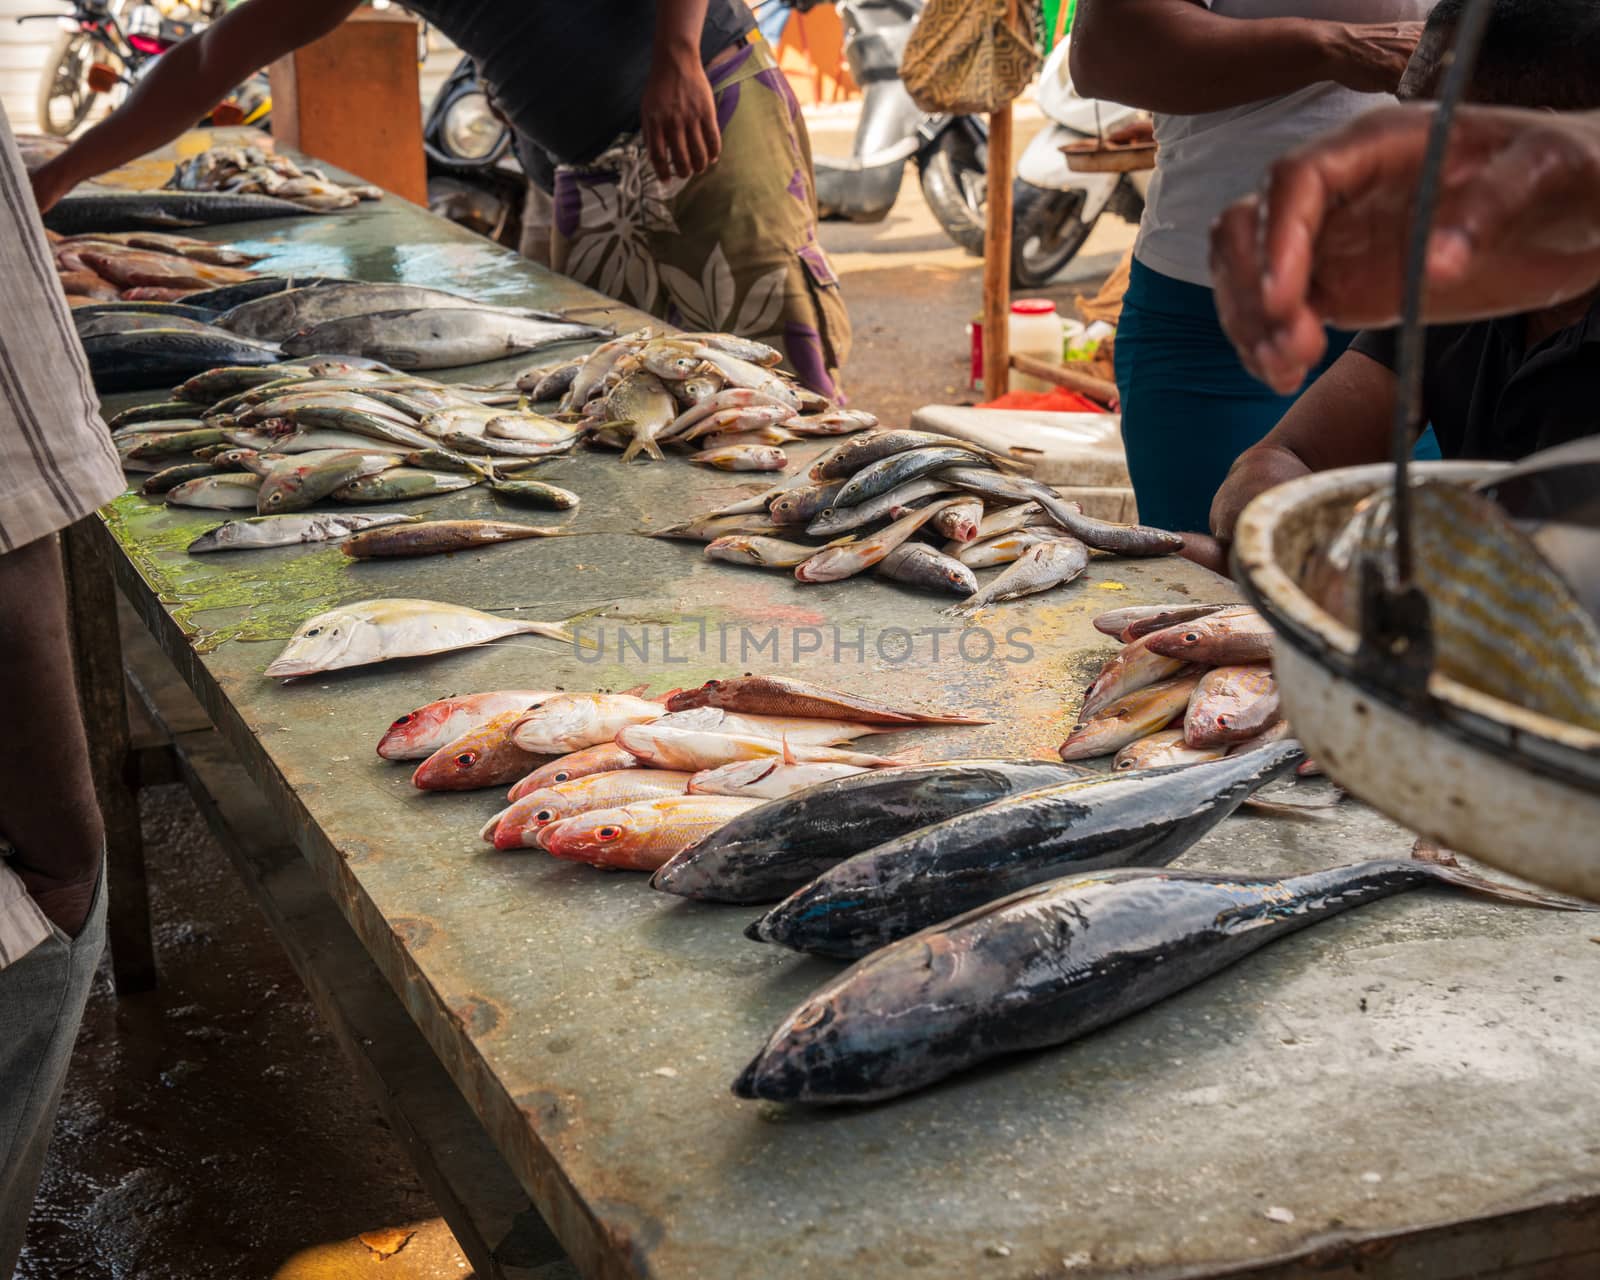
[82,185,1600,1280]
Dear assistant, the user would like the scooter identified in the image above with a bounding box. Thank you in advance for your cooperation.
[806,0,990,255]
[1011,36,1150,287]
[422,54,526,247]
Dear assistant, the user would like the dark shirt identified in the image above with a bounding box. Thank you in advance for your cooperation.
[1349,299,1600,461]
[405,0,753,165]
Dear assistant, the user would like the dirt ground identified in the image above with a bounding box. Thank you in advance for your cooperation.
[19,114,1128,1280]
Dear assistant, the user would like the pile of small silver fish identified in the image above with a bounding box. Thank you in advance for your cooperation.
[372,675,990,873]
[112,351,591,534]
[518,327,878,468]
[1063,601,1320,776]
[168,144,384,212]
[651,427,1183,598]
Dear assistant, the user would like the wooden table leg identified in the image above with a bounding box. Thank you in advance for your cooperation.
[60,517,157,994]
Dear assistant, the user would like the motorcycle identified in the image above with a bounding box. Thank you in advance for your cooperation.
[422,54,525,247]
[23,0,209,137]
[1011,36,1150,288]
[806,0,989,254]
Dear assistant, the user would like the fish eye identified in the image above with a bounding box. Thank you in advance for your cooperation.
[534,809,556,824]
[454,750,479,767]
[391,713,413,728]
[552,771,570,782]
[1183,631,1201,642]
[1215,715,1230,728]
[306,627,322,637]
[266,492,282,506]
[595,825,623,842]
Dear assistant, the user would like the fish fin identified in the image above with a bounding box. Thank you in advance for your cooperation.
[1415,849,1598,911]
[781,735,797,767]
[686,770,707,794]
[513,620,575,644]
[1240,797,1336,821]
[619,683,651,698]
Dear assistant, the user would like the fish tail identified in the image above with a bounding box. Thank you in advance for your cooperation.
[1415,853,1597,912]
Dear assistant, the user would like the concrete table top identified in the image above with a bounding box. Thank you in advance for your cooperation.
[97,168,1600,1280]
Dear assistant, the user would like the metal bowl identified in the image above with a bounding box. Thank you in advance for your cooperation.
[1233,462,1600,900]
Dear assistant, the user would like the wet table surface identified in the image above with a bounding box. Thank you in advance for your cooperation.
[96,156,1600,1280]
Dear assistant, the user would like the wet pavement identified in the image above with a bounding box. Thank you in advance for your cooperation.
[18,783,475,1280]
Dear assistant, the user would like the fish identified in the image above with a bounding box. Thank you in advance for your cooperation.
[678,404,795,442]
[412,709,553,791]
[735,852,1590,1105]
[341,519,569,559]
[947,538,1090,617]
[175,365,313,403]
[165,472,264,509]
[803,477,954,537]
[750,742,1305,960]
[42,189,313,234]
[486,413,579,444]
[650,513,781,542]
[1226,719,1297,757]
[1092,602,1235,641]
[948,527,1069,568]
[938,466,1184,557]
[1143,608,1274,664]
[280,309,610,370]
[71,301,219,325]
[768,480,848,527]
[264,598,571,678]
[678,332,784,366]
[562,328,652,408]
[701,427,800,450]
[78,249,255,291]
[615,724,898,772]
[489,770,695,849]
[637,338,706,380]
[1078,633,1191,720]
[518,356,585,400]
[704,535,826,568]
[971,502,1053,540]
[508,743,639,800]
[481,477,582,509]
[687,758,869,799]
[1059,672,1204,761]
[785,410,879,437]
[1184,665,1281,747]
[602,368,678,463]
[75,312,231,340]
[376,690,558,760]
[673,374,724,407]
[331,469,479,502]
[82,329,283,393]
[1114,728,1228,771]
[929,497,983,542]
[109,399,210,430]
[690,444,787,472]
[510,693,666,754]
[650,759,1077,904]
[219,282,567,341]
[256,448,401,513]
[665,387,795,440]
[831,447,981,510]
[874,542,978,596]
[809,430,1013,481]
[653,707,891,745]
[140,461,224,494]
[542,795,762,871]
[795,499,962,583]
[666,676,987,727]
[688,346,800,410]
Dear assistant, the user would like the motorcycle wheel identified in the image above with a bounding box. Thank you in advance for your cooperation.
[36,31,103,137]
[917,130,986,257]
[1010,180,1094,289]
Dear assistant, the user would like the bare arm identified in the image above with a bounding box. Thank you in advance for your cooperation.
[1070,0,1420,115]
[30,0,362,210]
[641,0,720,180]
[1208,347,1396,540]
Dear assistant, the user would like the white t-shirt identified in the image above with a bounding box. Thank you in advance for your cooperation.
[1133,0,1430,286]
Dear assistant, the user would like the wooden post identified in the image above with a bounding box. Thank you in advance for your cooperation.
[60,518,157,994]
[983,103,1014,399]
[269,9,428,203]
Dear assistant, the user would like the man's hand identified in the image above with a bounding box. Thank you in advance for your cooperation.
[1323,22,1423,93]
[1211,104,1600,393]
[1209,444,1314,542]
[642,44,722,181]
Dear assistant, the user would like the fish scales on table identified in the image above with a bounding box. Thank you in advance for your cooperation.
[735,853,1594,1105]
[750,742,1305,960]
[650,759,1078,904]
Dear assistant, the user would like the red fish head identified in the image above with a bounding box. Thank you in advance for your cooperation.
[492,789,570,850]
[377,704,446,759]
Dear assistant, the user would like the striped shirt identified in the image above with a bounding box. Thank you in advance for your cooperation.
[0,102,124,965]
